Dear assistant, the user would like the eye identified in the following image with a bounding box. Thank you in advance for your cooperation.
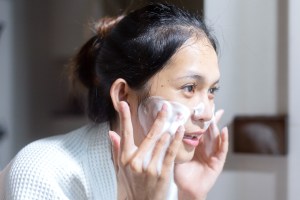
[182,84,196,93]
[208,86,220,95]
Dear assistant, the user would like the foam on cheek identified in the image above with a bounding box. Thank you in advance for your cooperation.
[137,97,216,173]
[138,97,215,135]
[138,96,190,136]
[137,96,190,175]
[137,97,218,199]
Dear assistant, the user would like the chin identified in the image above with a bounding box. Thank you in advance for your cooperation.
[174,143,196,163]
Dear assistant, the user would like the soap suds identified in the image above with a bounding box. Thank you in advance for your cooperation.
[137,96,216,172]
[137,96,219,200]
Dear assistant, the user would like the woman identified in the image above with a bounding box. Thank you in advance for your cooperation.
[0,3,228,200]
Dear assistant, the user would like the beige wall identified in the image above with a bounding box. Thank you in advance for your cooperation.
[205,0,294,199]
[287,0,300,199]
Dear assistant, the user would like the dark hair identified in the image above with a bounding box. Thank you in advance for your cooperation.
[70,3,218,123]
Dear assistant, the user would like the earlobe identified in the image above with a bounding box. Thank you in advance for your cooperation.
[110,78,129,112]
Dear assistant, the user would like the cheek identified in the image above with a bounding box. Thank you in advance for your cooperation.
[148,78,175,98]
[127,100,145,146]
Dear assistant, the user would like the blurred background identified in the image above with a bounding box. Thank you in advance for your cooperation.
[0,0,299,199]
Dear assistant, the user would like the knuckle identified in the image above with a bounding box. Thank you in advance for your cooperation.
[160,133,170,143]
[166,148,176,158]
[120,155,127,166]
[147,120,166,139]
[156,138,165,148]
[146,166,157,177]
[145,133,155,140]
[129,158,142,173]
[159,172,170,181]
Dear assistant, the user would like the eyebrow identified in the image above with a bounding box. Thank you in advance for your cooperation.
[175,74,220,85]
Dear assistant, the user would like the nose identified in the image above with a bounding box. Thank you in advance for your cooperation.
[192,99,214,122]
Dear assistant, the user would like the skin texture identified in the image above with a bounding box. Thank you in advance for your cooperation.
[109,38,229,200]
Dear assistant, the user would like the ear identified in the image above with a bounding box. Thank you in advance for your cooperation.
[110,78,130,112]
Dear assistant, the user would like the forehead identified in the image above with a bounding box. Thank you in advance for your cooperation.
[160,38,219,83]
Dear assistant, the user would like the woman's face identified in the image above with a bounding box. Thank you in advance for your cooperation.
[129,38,220,163]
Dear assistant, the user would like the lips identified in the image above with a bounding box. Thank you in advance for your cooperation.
[183,135,199,139]
[182,131,205,147]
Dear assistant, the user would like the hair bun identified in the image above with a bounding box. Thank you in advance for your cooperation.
[95,15,124,37]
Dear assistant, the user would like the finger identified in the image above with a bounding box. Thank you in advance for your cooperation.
[145,103,168,140]
[206,117,219,140]
[134,103,168,159]
[214,109,224,124]
[160,126,184,179]
[118,101,136,156]
[203,120,220,157]
[216,126,229,161]
[147,133,171,176]
[109,130,121,171]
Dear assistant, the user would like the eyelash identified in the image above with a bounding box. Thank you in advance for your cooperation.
[181,84,220,98]
[208,86,220,95]
[182,84,197,93]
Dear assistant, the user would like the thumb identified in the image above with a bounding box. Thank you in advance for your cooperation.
[109,130,121,172]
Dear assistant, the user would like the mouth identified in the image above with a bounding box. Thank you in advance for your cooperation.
[182,131,204,147]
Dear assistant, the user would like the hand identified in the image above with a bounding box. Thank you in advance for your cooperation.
[109,101,184,200]
[174,110,229,200]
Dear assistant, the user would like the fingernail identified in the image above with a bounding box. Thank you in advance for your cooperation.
[161,103,168,111]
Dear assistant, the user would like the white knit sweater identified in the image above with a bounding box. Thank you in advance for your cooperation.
[0,123,117,199]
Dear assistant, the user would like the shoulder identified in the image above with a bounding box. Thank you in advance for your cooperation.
[14,125,94,166]
[1,124,106,199]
